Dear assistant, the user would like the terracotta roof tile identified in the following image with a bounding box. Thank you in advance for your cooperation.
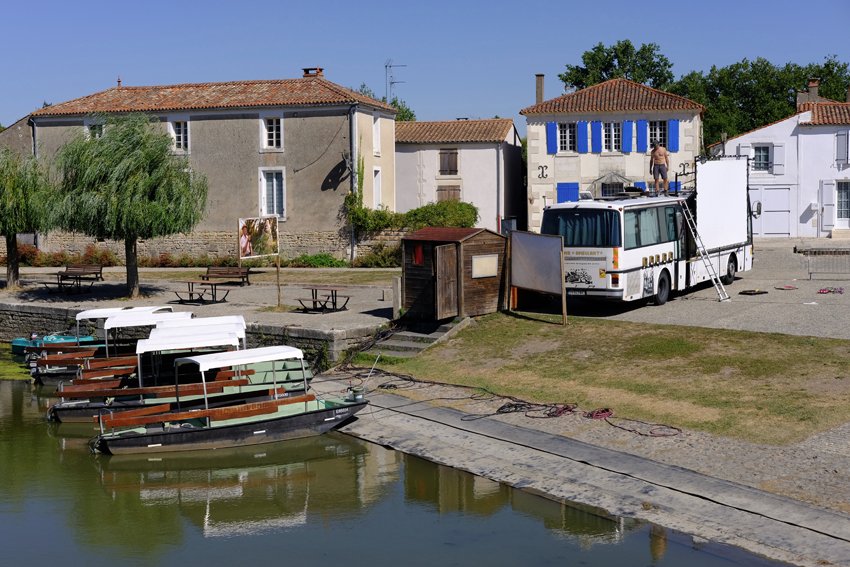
[395,119,515,144]
[520,78,704,115]
[800,102,850,125]
[403,227,485,242]
[32,76,395,117]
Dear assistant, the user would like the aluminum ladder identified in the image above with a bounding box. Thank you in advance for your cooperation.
[681,203,730,301]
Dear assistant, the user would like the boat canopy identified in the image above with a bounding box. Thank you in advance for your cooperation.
[156,315,246,330]
[148,323,246,342]
[136,332,241,355]
[104,311,192,330]
[76,306,173,322]
[175,345,304,372]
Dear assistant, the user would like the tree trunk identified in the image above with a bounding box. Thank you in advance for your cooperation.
[5,234,20,290]
[125,238,140,298]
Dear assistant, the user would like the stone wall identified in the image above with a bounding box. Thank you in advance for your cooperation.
[354,229,407,258]
[39,229,356,262]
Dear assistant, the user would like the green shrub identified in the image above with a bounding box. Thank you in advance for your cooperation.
[352,242,401,268]
[403,201,478,229]
[284,253,348,268]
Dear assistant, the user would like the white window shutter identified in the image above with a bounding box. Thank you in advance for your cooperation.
[738,143,752,158]
[837,131,849,165]
[771,143,785,175]
[821,180,836,232]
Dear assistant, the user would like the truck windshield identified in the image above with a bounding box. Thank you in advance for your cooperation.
[541,209,622,247]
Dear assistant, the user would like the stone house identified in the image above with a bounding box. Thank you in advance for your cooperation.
[713,82,850,238]
[395,119,525,232]
[520,77,704,232]
[6,67,397,259]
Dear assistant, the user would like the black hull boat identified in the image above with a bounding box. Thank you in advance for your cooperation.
[90,397,367,455]
[88,345,367,455]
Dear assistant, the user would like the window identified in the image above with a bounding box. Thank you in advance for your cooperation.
[558,123,576,152]
[602,122,621,152]
[838,181,850,222]
[439,149,458,175]
[372,113,381,156]
[601,182,623,197]
[373,167,382,207]
[88,124,103,139]
[624,206,676,249]
[172,121,188,151]
[753,145,770,171]
[436,185,461,202]
[265,118,281,149]
[649,121,667,147]
[540,209,622,247]
[261,169,285,217]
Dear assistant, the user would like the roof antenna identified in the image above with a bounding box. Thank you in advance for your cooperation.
[117,76,122,88]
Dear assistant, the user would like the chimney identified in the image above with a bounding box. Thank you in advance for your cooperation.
[535,74,544,105]
[807,78,820,99]
[302,67,324,78]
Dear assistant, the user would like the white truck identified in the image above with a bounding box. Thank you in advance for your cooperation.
[540,157,753,305]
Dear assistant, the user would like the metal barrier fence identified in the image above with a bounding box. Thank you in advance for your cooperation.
[799,249,850,280]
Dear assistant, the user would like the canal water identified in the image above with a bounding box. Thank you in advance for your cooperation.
[0,372,784,566]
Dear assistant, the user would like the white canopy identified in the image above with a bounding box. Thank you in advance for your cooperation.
[136,332,241,355]
[149,323,246,341]
[76,305,173,322]
[175,345,304,372]
[104,311,193,330]
[156,315,246,330]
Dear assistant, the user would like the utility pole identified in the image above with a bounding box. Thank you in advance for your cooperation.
[384,59,407,101]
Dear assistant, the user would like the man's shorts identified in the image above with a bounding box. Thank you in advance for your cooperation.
[652,164,668,181]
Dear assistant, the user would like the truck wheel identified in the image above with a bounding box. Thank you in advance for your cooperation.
[721,256,737,285]
[653,271,670,305]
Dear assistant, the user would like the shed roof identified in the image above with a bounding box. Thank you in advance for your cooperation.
[31,75,395,117]
[520,78,704,115]
[403,227,486,242]
[396,119,515,144]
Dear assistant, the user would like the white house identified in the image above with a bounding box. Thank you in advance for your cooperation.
[521,77,704,232]
[715,101,850,238]
[395,119,524,232]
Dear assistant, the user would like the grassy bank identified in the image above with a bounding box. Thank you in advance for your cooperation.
[367,312,850,445]
[0,347,31,381]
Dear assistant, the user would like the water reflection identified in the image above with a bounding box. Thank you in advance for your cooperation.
[1,378,779,565]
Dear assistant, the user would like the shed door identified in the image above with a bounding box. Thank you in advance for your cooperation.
[435,244,458,319]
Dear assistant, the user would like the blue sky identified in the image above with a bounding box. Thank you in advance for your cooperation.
[3,0,849,136]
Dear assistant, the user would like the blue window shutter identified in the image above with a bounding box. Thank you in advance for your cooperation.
[667,119,679,152]
[636,120,648,152]
[557,182,580,203]
[622,120,633,153]
[576,121,588,153]
[546,122,558,154]
[590,121,602,153]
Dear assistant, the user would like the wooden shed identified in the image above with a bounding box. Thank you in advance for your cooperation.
[402,227,507,321]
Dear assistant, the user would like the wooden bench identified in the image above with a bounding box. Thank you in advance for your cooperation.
[199,266,251,286]
[43,264,104,293]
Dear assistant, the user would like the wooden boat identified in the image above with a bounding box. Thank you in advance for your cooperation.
[90,346,367,455]
[11,332,99,356]
[47,330,244,422]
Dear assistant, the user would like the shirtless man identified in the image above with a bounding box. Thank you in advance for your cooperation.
[650,142,670,195]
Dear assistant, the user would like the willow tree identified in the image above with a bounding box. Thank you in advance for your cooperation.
[55,114,207,298]
[0,148,52,289]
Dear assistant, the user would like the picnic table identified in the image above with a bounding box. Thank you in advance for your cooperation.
[43,264,104,293]
[174,280,230,304]
[296,286,350,313]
